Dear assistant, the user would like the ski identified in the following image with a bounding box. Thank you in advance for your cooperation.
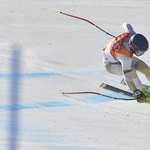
[120,79,150,91]
[100,83,133,97]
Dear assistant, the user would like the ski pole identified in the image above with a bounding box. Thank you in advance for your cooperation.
[58,11,116,38]
[61,91,135,101]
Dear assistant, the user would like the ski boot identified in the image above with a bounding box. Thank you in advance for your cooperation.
[141,88,150,103]
[134,88,150,103]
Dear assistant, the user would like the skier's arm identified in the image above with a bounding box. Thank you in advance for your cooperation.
[117,54,137,92]
[117,54,146,102]
[122,23,136,34]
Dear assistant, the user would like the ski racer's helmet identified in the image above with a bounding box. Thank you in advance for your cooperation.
[129,33,149,56]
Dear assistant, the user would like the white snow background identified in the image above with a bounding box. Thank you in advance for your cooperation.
[0,0,150,150]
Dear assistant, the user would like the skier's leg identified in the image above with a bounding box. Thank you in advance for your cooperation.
[134,60,150,102]
[104,60,143,91]
[104,62,122,75]
[134,58,150,82]
[132,58,150,102]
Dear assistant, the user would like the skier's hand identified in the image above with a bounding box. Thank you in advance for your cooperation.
[133,89,146,103]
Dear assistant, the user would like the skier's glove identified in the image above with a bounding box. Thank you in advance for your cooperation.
[133,89,146,103]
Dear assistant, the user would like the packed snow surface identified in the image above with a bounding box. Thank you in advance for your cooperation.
[0,0,150,150]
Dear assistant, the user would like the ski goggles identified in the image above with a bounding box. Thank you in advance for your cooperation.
[129,40,145,56]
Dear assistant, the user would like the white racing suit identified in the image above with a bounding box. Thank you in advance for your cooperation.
[102,23,150,92]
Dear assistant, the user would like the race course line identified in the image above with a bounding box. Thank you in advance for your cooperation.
[0,70,109,78]
[0,101,71,112]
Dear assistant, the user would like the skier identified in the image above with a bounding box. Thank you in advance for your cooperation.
[102,23,150,103]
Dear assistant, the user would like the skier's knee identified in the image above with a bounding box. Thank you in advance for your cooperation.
[105,64,111,73]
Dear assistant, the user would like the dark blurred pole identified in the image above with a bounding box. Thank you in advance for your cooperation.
[9,44,20,150]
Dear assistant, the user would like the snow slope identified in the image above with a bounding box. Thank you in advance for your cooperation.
[0,0,150,150]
